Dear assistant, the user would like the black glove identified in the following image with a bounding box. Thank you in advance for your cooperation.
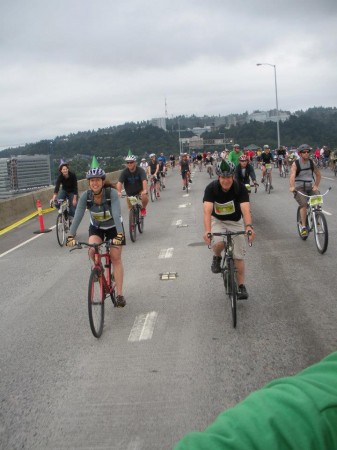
[112,233,124,245]
[66,235,76,247]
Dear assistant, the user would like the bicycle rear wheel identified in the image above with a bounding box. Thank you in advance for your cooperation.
[56,214,66,246]
[314,212,328,254]
[129,207,137,242]
[88,269,104,338]
[297,207,308,240]
[137,205,144,233]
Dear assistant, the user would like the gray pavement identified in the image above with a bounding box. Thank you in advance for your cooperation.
[1,165,337,449]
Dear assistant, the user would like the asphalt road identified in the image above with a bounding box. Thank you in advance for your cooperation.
[1,164,337,450]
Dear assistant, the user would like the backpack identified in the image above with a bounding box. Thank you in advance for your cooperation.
[295,159,314,178]
[86,187,112,209]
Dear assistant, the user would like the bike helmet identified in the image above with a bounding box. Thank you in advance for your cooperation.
[86,167,106,180]
[215,160,236,177]
[233,144,240,148]
[149,153,156,158]
[239,154,248,162]
[298,144,311,152]
[125,154,137,162]
[263,144,270,149]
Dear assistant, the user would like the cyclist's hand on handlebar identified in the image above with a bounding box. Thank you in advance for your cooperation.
[66,235,77,247]
[112,232,124,245]
[203,232,212,244]
[289,186,295,192]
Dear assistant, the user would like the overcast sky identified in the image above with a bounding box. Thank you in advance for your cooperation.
[1,0,337,150]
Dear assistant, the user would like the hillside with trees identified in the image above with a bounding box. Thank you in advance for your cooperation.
[1,107,336,180]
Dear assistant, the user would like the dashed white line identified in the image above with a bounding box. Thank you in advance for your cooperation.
[159,248,174,258]
[128,312,158,342]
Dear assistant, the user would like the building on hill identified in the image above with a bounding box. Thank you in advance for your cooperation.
[0,155,51,199]
[151,117,167,131]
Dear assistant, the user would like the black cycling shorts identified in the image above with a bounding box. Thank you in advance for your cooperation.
[89,224,126,245]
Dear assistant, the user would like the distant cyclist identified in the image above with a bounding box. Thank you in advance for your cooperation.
[276,146,288,175]
[260,145,274,189]
[51,159,78,222]
[227,144,243,166]
[289,144,321,237]
[147,153,161,198]
[235,154,257,188]
[66,158,126,307]
[180,153,191,190]
[117,151,148,217]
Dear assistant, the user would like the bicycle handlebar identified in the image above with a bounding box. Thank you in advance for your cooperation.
[207,230,253,247]
[69,240,116,252]
[294,187,331,198]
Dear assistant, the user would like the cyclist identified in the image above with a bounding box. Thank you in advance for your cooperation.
[51,159,78,222]
[180,153,191,190]
[157,154,166,188]
[276,146,288,175]
[174,351,337,450]
[196,152,203,171]
[66,160,126,307]
[289,144,321,237]
[235,154,257,189]
[204,152,214,177]
[139,157,148,172]
[169,154,176,169]
[116,152,148,217]
[227,144,243,166]
[147,153,161,198]
[260,145,274,188]
[203,160,255,299]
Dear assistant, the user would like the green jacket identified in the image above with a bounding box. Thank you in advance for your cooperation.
[174,352,337,450]
[227,150,243,166]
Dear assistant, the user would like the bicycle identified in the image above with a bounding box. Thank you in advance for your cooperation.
[262,164,273,194]
[149,176,158,202]
[127,195,144,242]
[207,230,252,328]
[295,188,331,254]
[279,159,288,178]
[53,199,70,246]
[206,164,214,178]
[181,170,190,193]
[71,240,117,338]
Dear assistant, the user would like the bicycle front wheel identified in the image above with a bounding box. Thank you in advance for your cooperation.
[137,206,144,233]
[129,207,137,242]
[88,269,104,338]
[56,214,66,246]
[150,186,155,202]
[314,212,328,254]
[228,259,237,328]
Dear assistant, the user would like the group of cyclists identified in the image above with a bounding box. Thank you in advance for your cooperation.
[49,143,336,449]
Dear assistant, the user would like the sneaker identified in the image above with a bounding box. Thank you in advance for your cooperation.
[211,256,222,274]
[156,192,160,198]
[237,284,248,300]
[140,208,147,217]
[261,178,264,183]
[116,295,126,307]
[270,185,274,190]
[189,179,192,183]
[300,226,308,237]
[183,186,186,190]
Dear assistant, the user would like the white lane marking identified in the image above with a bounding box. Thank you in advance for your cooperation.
[0,225,54,258]
[182,193,189,197]
[175,219,182,226]
[322,210,332,216]
[159,248,174,258]
[128,312,158,342]
[178,202,191,208]
[322,176,334,180]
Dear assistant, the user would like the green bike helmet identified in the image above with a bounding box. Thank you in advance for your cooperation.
[215,160,236,177]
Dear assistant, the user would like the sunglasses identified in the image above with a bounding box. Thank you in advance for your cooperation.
[126,161,135,164]
[301,151,310,154]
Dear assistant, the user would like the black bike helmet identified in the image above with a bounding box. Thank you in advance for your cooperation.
[215,160,236,177]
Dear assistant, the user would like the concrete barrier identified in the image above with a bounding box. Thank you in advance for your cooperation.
[0,170,122,230]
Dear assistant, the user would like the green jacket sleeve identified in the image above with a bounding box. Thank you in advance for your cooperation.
[174,352,337,450]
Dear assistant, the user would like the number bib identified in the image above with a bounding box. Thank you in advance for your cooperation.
[214,200,235,216]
